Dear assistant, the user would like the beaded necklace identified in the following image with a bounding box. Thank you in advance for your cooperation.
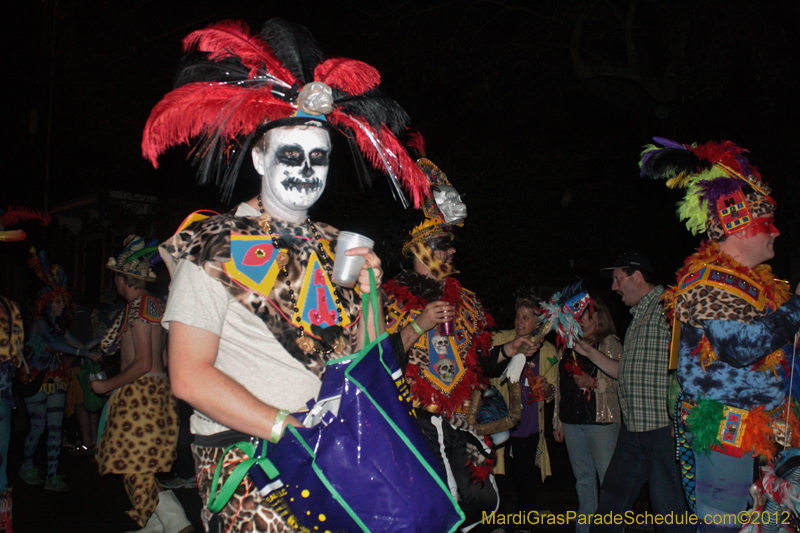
[256,195,346,354]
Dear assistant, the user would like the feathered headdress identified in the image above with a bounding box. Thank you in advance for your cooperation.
[405,131,466,227]
[28,248,70,318]
[398,132,466,279]
[106,235,162,282]
[538,282,593,349]
[639,137,775,241]
[0,205,50,242]
[142,18,427,206]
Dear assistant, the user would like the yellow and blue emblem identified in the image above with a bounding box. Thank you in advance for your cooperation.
[224,234,284,298]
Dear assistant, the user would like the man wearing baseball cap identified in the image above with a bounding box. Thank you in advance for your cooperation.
[589,252,691,533]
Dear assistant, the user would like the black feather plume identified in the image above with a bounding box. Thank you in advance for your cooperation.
[640,148,709,181]
[173,52,250,88]
[260,18,323,85]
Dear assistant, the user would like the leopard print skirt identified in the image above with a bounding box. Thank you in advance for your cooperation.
[192,444,297,533]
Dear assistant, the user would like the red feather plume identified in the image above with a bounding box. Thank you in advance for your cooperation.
[1,205,51,229]
[314,58,380,94]
[328,113,428,208]
[692,141,761,180]
[405,131,427,159]
[182,20,296,83]
[142,83,294,166]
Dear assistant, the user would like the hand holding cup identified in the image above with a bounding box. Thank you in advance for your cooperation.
[416,301,456,332]
[333,231,376,289]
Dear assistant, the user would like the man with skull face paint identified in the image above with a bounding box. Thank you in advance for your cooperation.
[384,146,536,530]
[642,139,800,533]
[144,19,430,532]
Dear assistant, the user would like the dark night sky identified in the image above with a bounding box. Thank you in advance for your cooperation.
[2,0,799,324]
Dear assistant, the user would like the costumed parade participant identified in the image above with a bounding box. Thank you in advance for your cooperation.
[491,290,557,516]
[552,290,622,533]
[642,138,800,532]
[0,295,22,533]
[383,140,535,529]
[0,294,21,532]
[144,18,448,533]
[1,205,49,530]
[91,236,190,533]
[18,249,102,492]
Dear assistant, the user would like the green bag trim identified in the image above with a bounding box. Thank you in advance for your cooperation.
[207,439,279,514]
[206,270,465,532]
[336,270,465,532]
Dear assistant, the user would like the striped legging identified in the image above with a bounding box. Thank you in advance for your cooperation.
[23,388,66,478]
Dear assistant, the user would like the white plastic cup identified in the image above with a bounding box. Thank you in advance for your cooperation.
[332,231,374,288]
[90,371,107,381]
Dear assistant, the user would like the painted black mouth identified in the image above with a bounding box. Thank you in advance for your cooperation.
[280,176,322,193]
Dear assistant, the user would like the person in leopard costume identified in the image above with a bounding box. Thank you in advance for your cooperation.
[92,235,191,533]
[143,18,429,533]
[642,138,800,533]
[383,140,536,529]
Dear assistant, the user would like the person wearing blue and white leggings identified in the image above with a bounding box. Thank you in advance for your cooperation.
[18,293,100,492]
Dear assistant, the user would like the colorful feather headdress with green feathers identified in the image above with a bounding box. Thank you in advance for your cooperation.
[639,137,775,241]
[106,235,160,282]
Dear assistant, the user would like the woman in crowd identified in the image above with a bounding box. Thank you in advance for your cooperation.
[553,296,621,532]
[492,292,558,515]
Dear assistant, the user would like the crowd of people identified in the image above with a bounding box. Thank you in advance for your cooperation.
[1,14,799,533]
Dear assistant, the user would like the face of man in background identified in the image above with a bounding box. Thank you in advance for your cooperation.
[611,268,643,307]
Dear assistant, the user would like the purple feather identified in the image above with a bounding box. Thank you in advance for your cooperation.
[698,177,744,222]
[652,137,686,150]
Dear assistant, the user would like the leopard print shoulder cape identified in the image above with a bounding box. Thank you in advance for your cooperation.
[159,211,361,379]
[663,240,790,371]
[101,295,163,354]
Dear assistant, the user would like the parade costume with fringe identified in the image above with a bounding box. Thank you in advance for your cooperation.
[384,273,494,420]
[383,138,501,529]
[146,16,428,533]
[644,137,800,531]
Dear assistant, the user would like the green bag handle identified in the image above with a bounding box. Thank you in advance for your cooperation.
[206,270,464,532]
[207,439,279,514]
[330,268,466,532]
[361,268,381,347]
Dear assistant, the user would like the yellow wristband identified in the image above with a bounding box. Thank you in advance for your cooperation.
[410,321,425,336]
[269,410,290,444]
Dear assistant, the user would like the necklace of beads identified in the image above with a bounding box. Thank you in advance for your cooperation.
[257,195,345,354]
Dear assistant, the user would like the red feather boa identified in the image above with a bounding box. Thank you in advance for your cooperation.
[384,276,495,417]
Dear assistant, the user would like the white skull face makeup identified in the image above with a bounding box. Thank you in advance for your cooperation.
[434,357,456,383]
[252,125,331,221]
[432,184,467,225]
